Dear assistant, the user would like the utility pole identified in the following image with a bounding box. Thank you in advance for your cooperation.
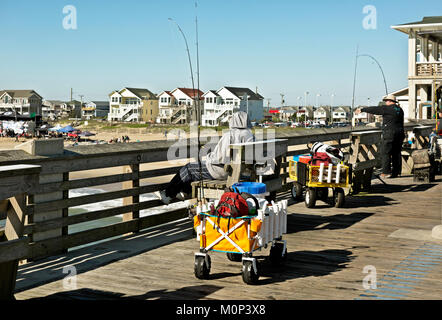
[78,94,84,121]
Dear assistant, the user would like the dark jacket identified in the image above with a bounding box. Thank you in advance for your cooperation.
[361,104,404,137]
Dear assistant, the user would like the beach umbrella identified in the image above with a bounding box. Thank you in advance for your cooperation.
[78,131,96,137]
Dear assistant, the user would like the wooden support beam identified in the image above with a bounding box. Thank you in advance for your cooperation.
[122,164,140,233]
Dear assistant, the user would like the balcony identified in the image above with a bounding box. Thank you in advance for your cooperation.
[416,62,442,77]
[119,104,142,109]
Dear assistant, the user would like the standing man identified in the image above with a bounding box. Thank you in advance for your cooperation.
[355,94,405,178]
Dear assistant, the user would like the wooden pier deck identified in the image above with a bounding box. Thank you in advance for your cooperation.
[14,175,442,301]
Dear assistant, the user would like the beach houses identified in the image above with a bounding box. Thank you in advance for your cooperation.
[295,106,314,122]
[392,16,442,120]
[108,87,158,123]
[202,86,264,127]
[352,106,376,123]
[278,107,298,122]
[0,90,43,116]
[332,106,351,123]
[313,106,331,123]
[42,100,64,120]
[61,100,82,118]
[82,101,110,120]
[157,88,204,124]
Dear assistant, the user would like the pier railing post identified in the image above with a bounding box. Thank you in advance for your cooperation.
[16,139,67,259]
[122,164,140,233]
[0,164,41,300]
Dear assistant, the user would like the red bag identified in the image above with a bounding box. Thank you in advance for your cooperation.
[215,192,258,218]
[310,152,332,166]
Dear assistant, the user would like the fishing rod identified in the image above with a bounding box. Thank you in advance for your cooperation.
[351,46,389,184]
[169,2,205,204]
[351,47,389,131]
[195,0,205,203]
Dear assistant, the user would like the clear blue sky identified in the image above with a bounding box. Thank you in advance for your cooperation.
[0,0,441,107]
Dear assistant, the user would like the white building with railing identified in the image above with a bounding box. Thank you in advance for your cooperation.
[202,87,264,127]
[0,90,43,116]
[157,88,204,124]
[108,88,156,122]
[392,16,442,120]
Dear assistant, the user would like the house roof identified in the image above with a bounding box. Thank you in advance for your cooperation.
[157,91,173,98]
[173,88,204,99]
[0,90,42,99]
[202,90,220,98]
[333,106,351,113]
[89,101,110,107]
[43,100,64,106]
[395,16,442,27]
[123,88,156,99]
[315,106,331,112]
[221,87,264,100]
[389,87,409,97]
[64,100,82,106]
[392,16,442,40]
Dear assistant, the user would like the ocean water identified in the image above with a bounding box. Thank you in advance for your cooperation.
[0,187,188,251]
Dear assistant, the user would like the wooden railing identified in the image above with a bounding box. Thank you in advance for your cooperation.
[0,165,41,299]
[416,62,442,77]
[0,122,434,265]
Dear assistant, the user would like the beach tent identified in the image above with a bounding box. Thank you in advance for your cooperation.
[58,125,77,133]
[48,125,63,132]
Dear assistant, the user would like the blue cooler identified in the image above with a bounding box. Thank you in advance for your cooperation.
[232,182,266,195]
[232,182,268,215]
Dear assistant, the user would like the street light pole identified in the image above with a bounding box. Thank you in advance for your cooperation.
[304,91,309,127]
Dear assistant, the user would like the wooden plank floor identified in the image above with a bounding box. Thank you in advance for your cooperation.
[15,175,442,300]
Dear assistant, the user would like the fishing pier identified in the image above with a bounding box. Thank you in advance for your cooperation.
[0,123,441,300]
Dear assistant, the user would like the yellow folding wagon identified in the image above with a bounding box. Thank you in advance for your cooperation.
[193,200,288,285]
[289,159,350,208]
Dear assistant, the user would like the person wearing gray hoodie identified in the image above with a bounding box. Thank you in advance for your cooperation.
[157,111,254,204]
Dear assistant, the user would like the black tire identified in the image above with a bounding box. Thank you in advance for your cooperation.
[316,187,329,202]
[242,260,259,285]
[291,182,303,201]
[269,243,288,266]
[226,252,242,262]
[333,188,345,208]
[305,188,317,208]
[194,255,211,280]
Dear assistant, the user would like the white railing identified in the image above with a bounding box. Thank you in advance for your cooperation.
[416,62,442,77]
[202,106,232,120]
[119,104,142,109]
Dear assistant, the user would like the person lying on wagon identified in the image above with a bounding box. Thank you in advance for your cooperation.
[156,111,255,204]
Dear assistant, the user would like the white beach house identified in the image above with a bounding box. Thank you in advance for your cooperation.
[202,87,264,127]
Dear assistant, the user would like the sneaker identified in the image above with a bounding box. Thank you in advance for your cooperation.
[176,192,188,201]
[155,190,171,205]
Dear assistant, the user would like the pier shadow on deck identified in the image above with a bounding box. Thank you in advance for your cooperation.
[14,218,194,294]
[13,175,442,300]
